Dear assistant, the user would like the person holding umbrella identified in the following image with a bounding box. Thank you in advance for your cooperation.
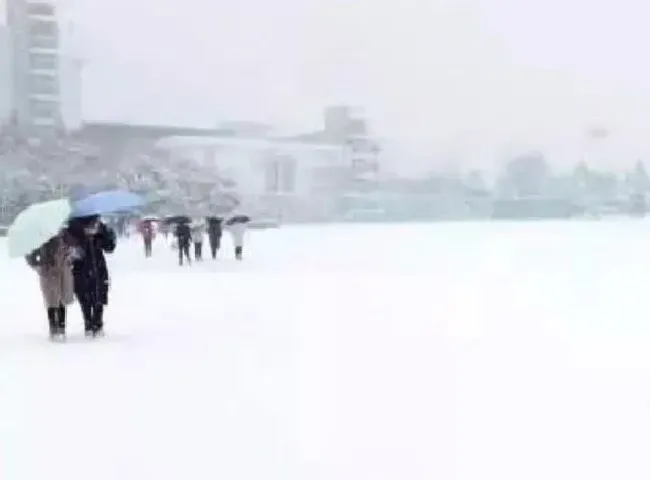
[25,231,75,341]
[191,220,205,261]
[173,218,192,266]
[226,214,250,260]
[139,218,155,258]
[7,198,74,341]
[206,216,223,259]
[67,215,117,338]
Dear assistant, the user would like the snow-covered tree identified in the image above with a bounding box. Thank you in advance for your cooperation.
[0,132,238,223]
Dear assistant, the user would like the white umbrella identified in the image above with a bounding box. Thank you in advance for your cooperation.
[7,198,71,258]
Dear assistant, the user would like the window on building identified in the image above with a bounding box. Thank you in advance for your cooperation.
[29,52,57,70]
[27,3,56,16]
[29,74,58,94]
[29,20,57,37]
[264,161,280,193]
[280,158,296,193]
[29,34,58,49]
[29,99,59,120]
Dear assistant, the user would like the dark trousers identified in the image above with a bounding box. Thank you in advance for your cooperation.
[47,305,66,333]
[235,245,243,260]
[144,238,153,257]
[144,238,153,258]
[179,242,191,265]
[194,242,203,260]
[209,238,221,259]
[79,302,104,332]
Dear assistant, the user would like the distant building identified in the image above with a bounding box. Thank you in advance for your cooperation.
[215,121,274,138]
[0,20,11,124]
[154,107,383,221]
[155,135,354,221]
[287,106,382,187]
[156,136,348,194]
[1,0,82,131]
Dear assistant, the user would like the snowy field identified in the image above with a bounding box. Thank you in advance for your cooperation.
[2,220,650,479]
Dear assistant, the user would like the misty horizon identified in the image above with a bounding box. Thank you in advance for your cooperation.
[4,0,650,173]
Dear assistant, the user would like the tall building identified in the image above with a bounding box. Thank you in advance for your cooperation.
[291,105,382,187]
[0,10,12,124]
[1,0,82,131]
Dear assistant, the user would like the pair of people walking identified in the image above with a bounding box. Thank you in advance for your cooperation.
[173,220,211,265]
[26,215,116,341]
[173,215,248,265]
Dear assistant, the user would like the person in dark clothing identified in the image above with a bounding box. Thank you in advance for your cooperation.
[174,222,192,266]
[67,215,116,338]
[206,217,223,259]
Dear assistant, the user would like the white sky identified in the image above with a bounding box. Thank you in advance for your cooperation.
[54,0,650,170]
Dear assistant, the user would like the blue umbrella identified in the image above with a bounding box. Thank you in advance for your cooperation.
[71,190,145,218]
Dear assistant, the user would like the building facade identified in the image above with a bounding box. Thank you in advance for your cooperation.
[155,136,353,221]
[1,0,82,131]
[291,105,382,187]
[0,20,12,124]
[154,106,383,221]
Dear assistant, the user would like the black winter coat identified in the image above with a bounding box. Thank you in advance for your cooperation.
[207,220,222,241]
[68,222,116,305]
[175,223,192,246]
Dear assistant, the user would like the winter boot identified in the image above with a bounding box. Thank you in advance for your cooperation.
[57,305,66,331]
[51,331,66,342]
[47,308,57,339]
[92,305,105,338]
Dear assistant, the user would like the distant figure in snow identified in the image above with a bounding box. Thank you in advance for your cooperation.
[25,231,75,341]
[139,219,155,257]
[67,215,117,338]
[226,215,250,260]
[206,217,223,259]
[174,221,192,266]
[191,222,205,261]
[116,217,128,237]
[159,222,170,240]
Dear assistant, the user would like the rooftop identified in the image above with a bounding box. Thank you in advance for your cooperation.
[74,122,235,142]
[156,135,344,153]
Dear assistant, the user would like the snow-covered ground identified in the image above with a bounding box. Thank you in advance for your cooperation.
[2,221,650,479]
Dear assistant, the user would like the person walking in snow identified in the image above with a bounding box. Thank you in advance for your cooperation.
[226,215,250,260]
[206,217,223,259]
[174,221,192,266]
[159,222,170,240]
[67,215,116,338]
[139,219,155,258]
[191,221,205,261]
[25,231,75,341]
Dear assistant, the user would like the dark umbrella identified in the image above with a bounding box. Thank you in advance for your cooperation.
[225,215,251,226]
[164,215,191,224]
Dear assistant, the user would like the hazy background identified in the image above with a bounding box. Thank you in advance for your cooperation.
[8,0,650,173]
